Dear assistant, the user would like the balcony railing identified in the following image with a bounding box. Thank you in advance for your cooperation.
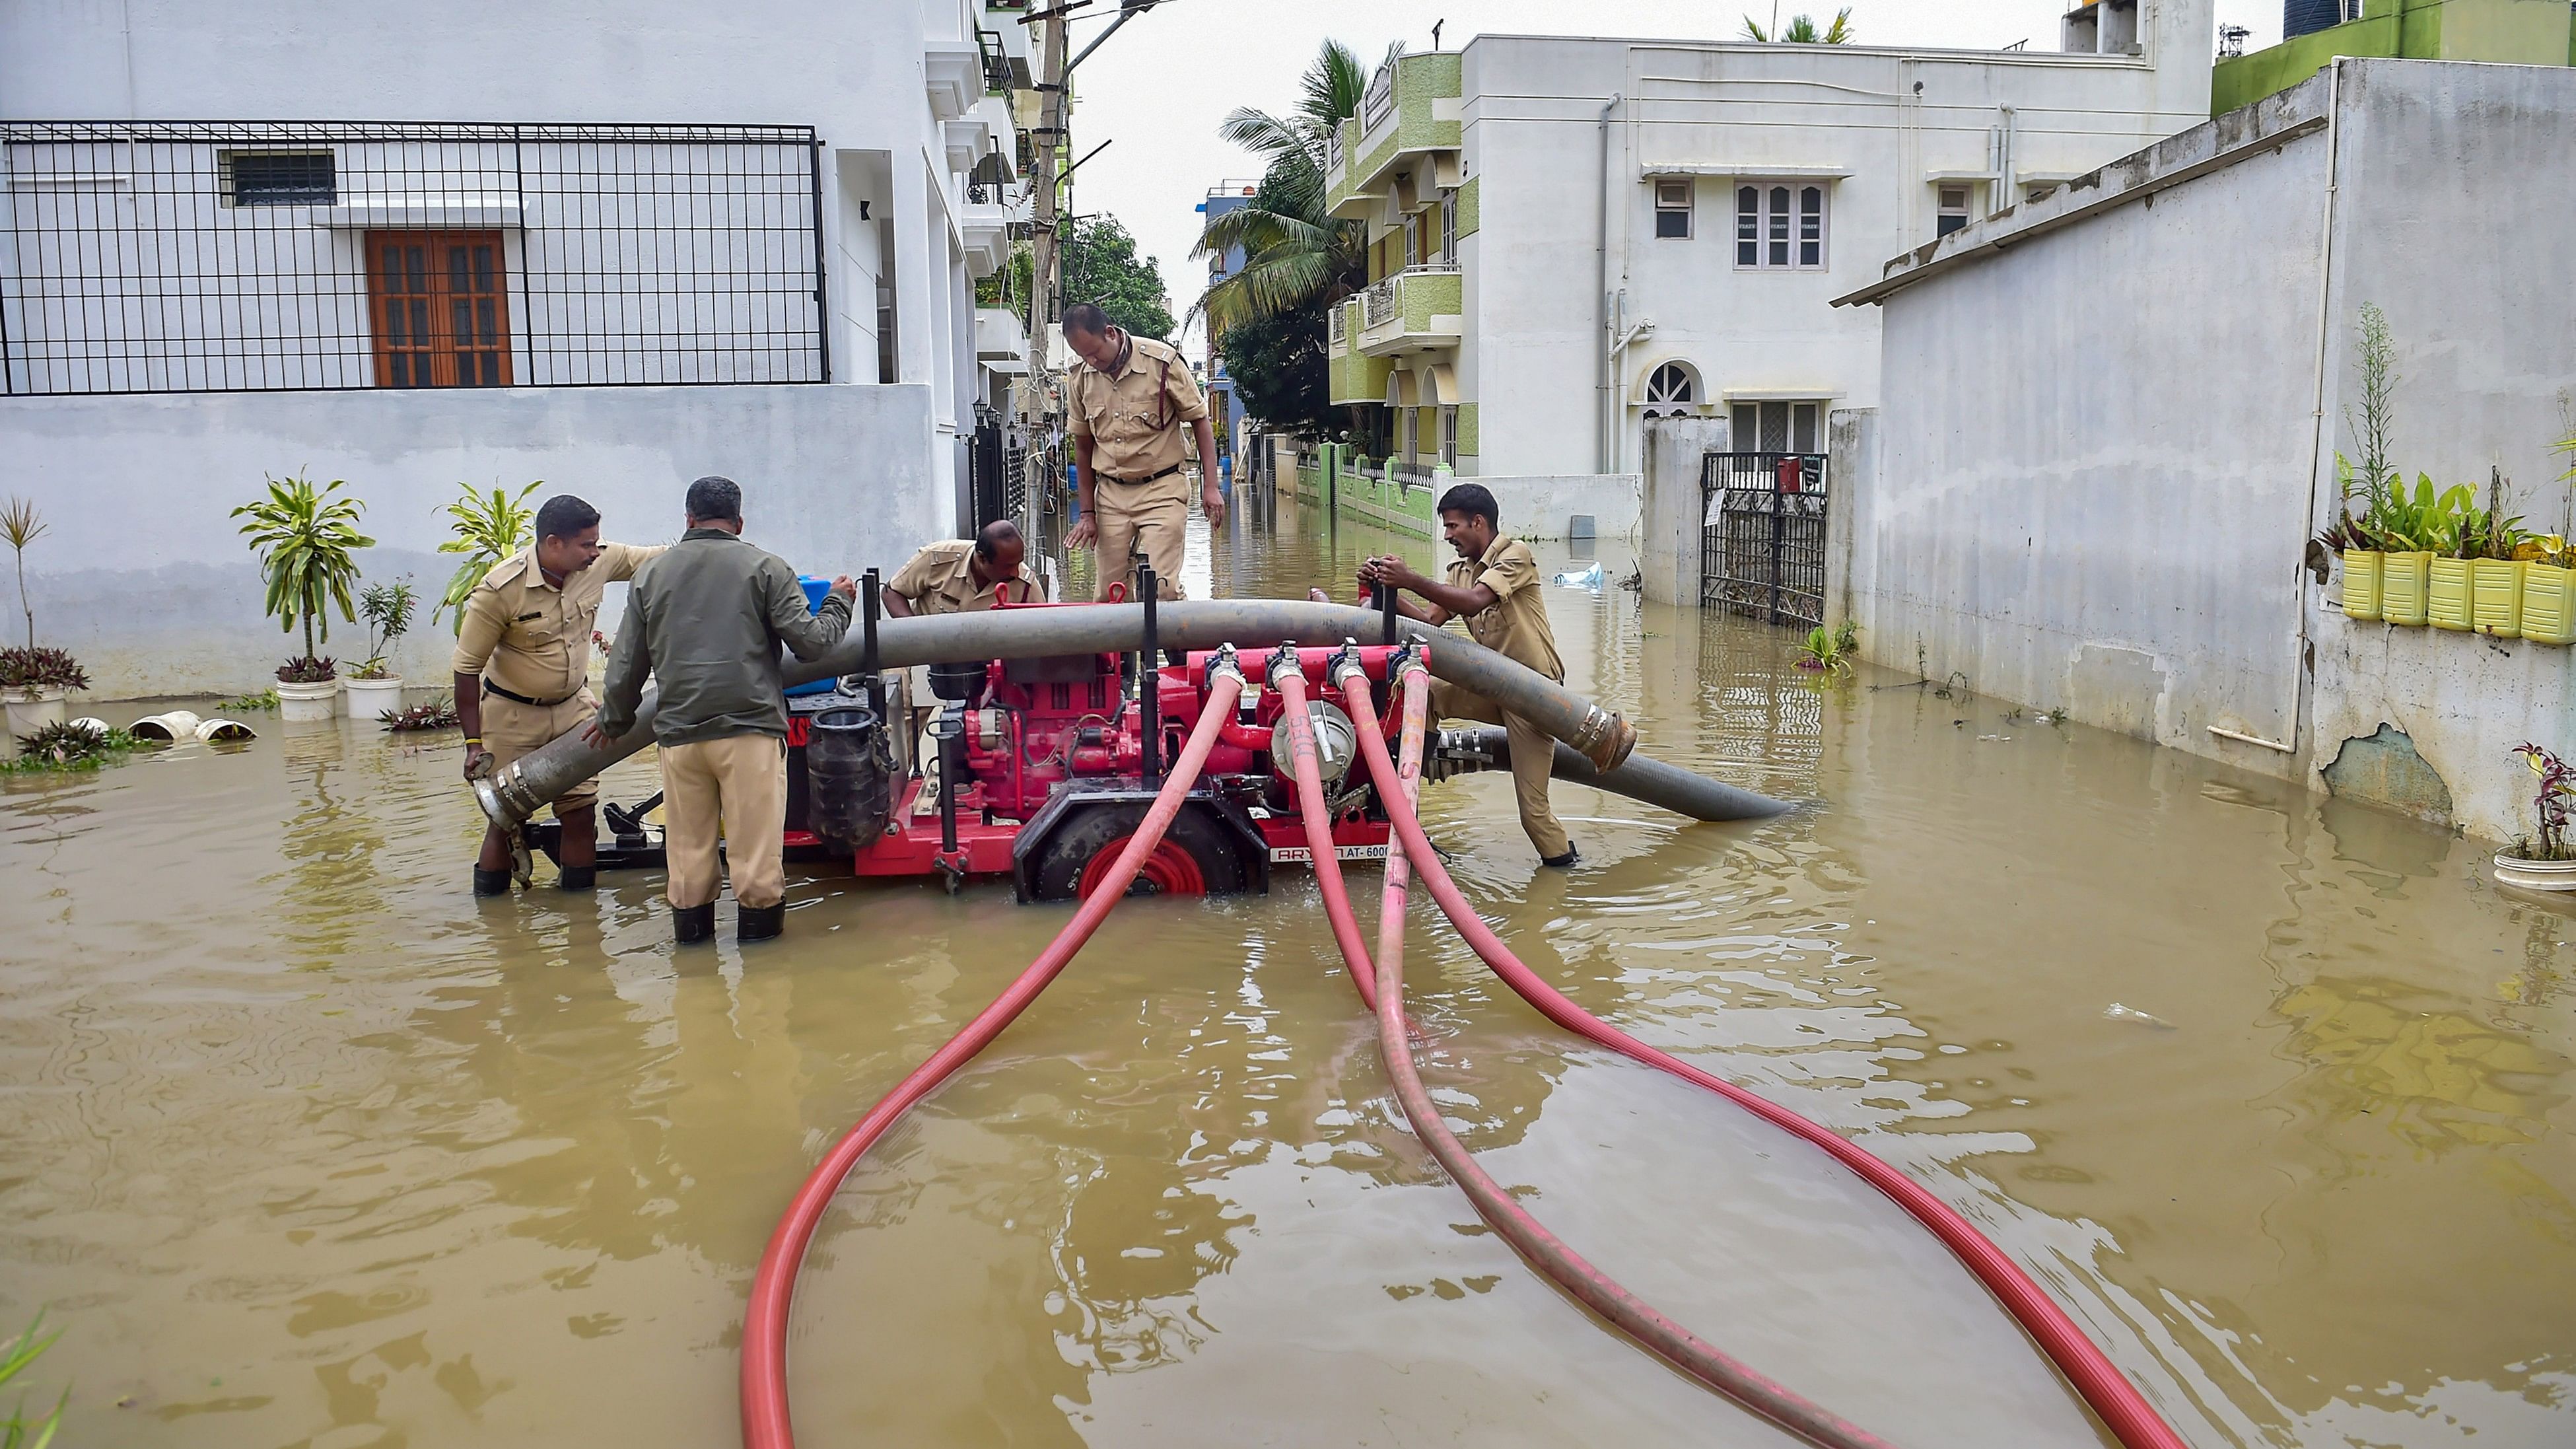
[1360,67,1396,134]
[1362,263,1461,330]
[1328,304,1346,345]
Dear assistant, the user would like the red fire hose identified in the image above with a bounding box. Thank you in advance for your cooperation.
[1337,676,2190,1449]
[1268,655,1383,1015]
[739,659,1249,1449]
[1296,658,1899,1449]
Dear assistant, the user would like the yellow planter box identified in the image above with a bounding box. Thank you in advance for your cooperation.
[2340,550,2382,620]
[2380,551,2431,626]
[2523,562,2576,645]
[2471,557,2523,638]
[2427,557,2475,631]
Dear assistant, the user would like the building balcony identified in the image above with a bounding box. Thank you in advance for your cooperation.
[1326,299,1390,405]
[1354,265,1461,356]
[975,306,1029,372]
[1323,52,1463,220]
[924,39,983,121]
[944,95,1015,178]
[959,182,1029,276]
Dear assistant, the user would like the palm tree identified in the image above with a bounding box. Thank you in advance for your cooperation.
[1191,39,1401,337]
[1741,7,1855,43]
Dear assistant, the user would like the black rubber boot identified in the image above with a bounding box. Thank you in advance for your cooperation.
[558,865,596,892]
[673,903,716,944]
[1539,841,1582,869]
[473,866,512,897]
[737,902,786,942]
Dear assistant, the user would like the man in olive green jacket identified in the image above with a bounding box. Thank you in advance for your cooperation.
[589,476,854,944]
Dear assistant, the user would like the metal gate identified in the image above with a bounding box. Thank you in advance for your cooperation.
[968,405,1008,530]
[1701,452,1828,628]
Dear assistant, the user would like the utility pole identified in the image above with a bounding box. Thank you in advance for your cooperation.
[1025,4,1068,421]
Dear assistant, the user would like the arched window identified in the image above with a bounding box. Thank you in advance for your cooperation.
[1642,361,1696,407]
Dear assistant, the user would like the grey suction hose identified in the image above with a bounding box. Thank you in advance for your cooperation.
[1442,727,1790,823]
[477,600,1788,828]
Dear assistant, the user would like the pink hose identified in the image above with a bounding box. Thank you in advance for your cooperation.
[1303,659,1898,1449]
[740,665,1248,1449]
[1339,676,2190,1449]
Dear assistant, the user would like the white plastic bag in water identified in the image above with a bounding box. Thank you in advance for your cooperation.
[1551,561,1604,588]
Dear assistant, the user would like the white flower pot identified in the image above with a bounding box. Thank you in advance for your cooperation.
[2495,852,2576,893]
[341,676,406,722]
[3,686,69,738]
[276,679,339,723]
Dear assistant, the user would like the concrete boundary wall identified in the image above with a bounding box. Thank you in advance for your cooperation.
[1,384,946,698]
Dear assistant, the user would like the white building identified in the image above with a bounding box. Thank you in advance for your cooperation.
[1824,59,2576,843]
[1321,3,2215,526]
[0,0,1040,695]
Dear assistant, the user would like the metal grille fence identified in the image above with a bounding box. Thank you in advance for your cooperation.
[2,120,827,396]
[1701,451,1829,628]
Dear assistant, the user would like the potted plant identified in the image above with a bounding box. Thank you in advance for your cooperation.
[232,472,374,723]
[2319,466,2379,620]
[2371,474,2464,627]
[2462,467,2526,638]
[343,577,417,719]
[1,645,88,739]
[2332,312,2400,621]
[435,480,539,635]
[2497,742,2576,892]
[2526,420,2576,645]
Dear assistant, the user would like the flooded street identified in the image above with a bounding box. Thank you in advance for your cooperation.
[5,495,2572,1448]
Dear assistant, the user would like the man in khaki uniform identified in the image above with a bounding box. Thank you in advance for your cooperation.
[1061,302,1224,601]
[588,476,854,944]
[880,520,1044,618]
[1350,483,1578,867]
[455,494,666,896]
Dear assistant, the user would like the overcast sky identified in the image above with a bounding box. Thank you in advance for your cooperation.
[1057,0,2282,351]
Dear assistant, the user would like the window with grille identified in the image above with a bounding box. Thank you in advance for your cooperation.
[366,230,512,388]
[1654,178,1692,239]
[1440,192,1457,262]
[1937,184,1972,237]
[1734,183,1828,269]
[1404,213,1423,269]
[1729,400,1824,452]
[223,151,337,206]
[1440,404,1458,467]
[1642,361,1696,409]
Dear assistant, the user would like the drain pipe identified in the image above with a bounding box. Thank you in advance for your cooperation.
[1595,92,1622,474]
[2212,61,2341,760]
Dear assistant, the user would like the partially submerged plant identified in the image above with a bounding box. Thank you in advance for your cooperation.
[2510,742,2575,863]
[0,1308,65,1447]
[276,655,338,685]
[1,496,44,653]
[435,481,540,635]
[382,695,461,732]
[3,719,141,774]
[232,472,374,676]
[0,647,88,695]
[222,687,281,712]
[351,577,419,680]
[1797,619,1858,676]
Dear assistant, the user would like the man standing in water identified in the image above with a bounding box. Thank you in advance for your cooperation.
[586,477,855,944]
[1061,302,1224,602]
[1330,483,1579,868]
[455,494,666,896]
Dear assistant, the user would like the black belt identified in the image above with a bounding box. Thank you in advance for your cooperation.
[1097,464,1181,486]
[483,680,576,708]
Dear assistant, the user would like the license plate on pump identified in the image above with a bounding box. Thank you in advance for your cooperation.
[1270,844,1392,863]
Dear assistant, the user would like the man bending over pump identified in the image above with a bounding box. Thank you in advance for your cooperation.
[1318,483,1579,868]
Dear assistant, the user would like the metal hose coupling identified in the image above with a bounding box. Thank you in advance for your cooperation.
[475,764,541,830]
[1263,643,1305,690]
[1204,643,1244,688]
[1570,704,1637,773]
[1325,637,1368,689]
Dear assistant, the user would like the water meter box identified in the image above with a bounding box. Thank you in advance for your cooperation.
[785,576,837,698]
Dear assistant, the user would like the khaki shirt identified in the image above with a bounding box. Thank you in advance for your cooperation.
[1444,536,1563,683]
[451,541,666,702]
[886,539,1045,615]
[1068,333,1208,480]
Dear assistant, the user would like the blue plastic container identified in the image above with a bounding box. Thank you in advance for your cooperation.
[784,575,836,697]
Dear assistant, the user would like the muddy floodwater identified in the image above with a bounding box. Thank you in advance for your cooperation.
[5,495,2572,1448]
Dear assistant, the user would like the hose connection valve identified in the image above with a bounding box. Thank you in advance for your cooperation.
[1204,643,1244,688]
[1386,639,1428,682]
[1326,637,1368,689]
[1263,644,1305,691]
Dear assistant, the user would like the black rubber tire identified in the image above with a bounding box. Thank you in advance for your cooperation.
[1026,800,1253,903]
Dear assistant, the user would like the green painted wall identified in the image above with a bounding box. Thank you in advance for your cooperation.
[1455,403,1479,457]
[2213,0,2572,115]
[1397,269,1461,330]
[1456,176,1479,239]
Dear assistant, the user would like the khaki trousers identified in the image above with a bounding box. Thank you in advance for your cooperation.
[1430,681,1572,859]
[482,689,600,812]
[660,732,788,909]
[1092,476,1188,601]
